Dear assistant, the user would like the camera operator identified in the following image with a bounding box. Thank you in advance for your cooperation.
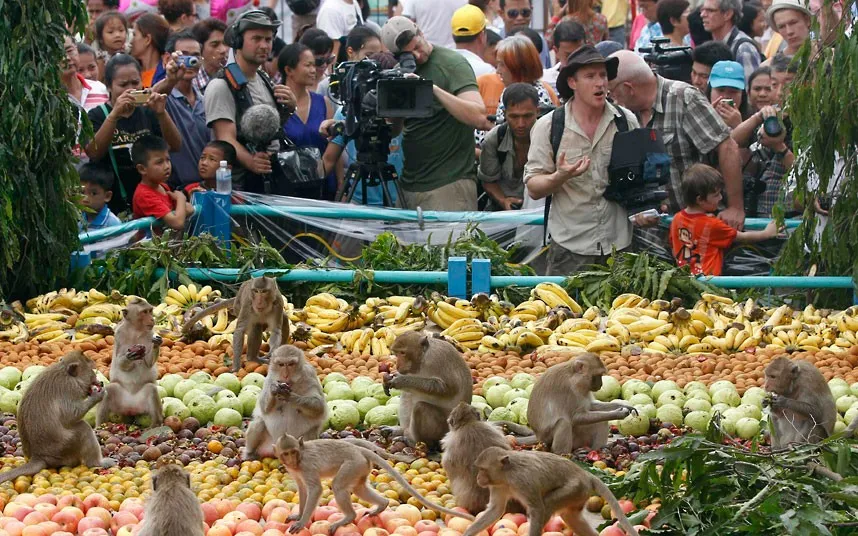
[609,50,745,231]
[204,10,297,193]
[381,16,491,211]
[525,47,642,275]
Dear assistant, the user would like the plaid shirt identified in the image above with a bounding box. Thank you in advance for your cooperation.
[752,146,795,217]
[193,67,212,94]
[645,76,733,210]
[724,27,762,82]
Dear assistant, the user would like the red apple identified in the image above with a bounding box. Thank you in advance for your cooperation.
[206,526,233,536]
[81,494,109,513]
[201,503,220,526]
[235,519,264,535]
[617,500,635,515]
[262,500,289,521]
[357,513,386,533]
[80,526,110,536]
[599,525,625,536]
[111,510,139,532]
[263,521,290,532]
[52,507,84,533]
[31,504,57,520]
[502,514,526,527]
[333,523,359,536]
[236,502,262,522]
[542,516,564,533]
[414,520,440,534]
[78,516,107,533]
[56,496,83,510]
[33,495,56,507]
[313,506,339,522]
[6,505,34,522]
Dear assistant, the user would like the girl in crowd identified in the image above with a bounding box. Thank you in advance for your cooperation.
[279,43,336,199]
[747,66,773,114]
[706,60,751,130]
[85,54,182,214]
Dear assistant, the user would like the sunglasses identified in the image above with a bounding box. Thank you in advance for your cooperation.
[314,55,335,67]
[506,8,532,18]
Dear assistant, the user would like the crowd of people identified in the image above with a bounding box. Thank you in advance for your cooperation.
[66,0,848,276]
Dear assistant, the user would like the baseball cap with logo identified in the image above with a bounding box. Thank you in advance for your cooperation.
[382,16,420,54]
[708,60,746,90]
[451,5,487,37]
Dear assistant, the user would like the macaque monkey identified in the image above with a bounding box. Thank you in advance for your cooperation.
[384,331,473,447]
[184,277,290,372]
[0,351,105,484]
[441,402,515,514]
[275,434,474,535]
[97,297,163,427]
[527,353,636,454]
[244,345,327,459]
[764,356,837,449]
[138,462,205,536]
[463,447,639,536]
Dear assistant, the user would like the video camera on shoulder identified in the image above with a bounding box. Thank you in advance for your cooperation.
[640,37,692,84]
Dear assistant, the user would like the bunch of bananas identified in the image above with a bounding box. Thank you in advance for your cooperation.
[440,318,486,351]
[303,293,367,333]
[0,310,28,343]
[196,308,236,334]
[165,284,216,308]
[340,327,395,356]
[24,311,73,343]
[426,295,479,330]
[531,282,583,314]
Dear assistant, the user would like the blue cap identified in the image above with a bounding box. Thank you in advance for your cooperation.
[709,61,746,90]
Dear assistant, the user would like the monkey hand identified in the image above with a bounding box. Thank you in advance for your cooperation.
[765,394,784,410]
[89,382,106,401]
[288,519,308,534]
[152,335,163,347]
[274,381,292,398]
[286,513,300,523]
[382,372,397,396]
[619,405,637,417]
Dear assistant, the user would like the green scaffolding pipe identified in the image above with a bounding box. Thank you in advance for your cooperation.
[490,275,855,289]
[79,217,156,245]
[171,268,449,284]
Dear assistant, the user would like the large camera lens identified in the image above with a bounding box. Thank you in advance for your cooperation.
[763,116,783,137]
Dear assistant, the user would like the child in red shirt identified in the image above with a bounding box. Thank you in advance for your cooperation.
[131,135,194,231]
[670,164,778,276]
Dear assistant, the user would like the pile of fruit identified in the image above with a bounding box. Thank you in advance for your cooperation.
[5,286,858,362]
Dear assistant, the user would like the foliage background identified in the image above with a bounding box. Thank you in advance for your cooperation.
[0,0,85,300]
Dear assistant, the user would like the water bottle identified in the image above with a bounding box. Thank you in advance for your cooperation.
[215,161,231,194]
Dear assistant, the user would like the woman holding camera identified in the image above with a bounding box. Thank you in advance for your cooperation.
[85,54,182,214]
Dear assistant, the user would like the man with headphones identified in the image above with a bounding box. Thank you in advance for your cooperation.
[204,10,296,193]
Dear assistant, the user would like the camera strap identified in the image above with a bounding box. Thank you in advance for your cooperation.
[543,107,566,247]
[98,104,129,204]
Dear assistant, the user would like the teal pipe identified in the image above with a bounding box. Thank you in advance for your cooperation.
[79,218,155,245]
[490,275,854,289]
[173,268,448,284]
[230,204,544,224]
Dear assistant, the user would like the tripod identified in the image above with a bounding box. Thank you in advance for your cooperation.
[338,159,400,207]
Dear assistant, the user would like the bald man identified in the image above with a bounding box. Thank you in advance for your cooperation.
[607,50,745,232]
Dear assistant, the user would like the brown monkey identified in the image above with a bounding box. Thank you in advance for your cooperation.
[275,434,474,535]
[97,298,162,427]
[463,447,639,536]
[385,331,473,447]
[441,402,517,514]
[526,353,635,454]
[244,345,328,459]
[138,462,205,536]
[764,356,837,449]
[0,351,105,484]
[184,277,290,372]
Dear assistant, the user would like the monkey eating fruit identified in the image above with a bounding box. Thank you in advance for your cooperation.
[463,447,639,536]
[183,276,290,372]
[0,351,106,484]
[764,356,836,449]
[275,433,474,535]
[244,345,327,459]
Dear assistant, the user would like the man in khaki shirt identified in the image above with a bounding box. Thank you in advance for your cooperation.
[525,46,639,276]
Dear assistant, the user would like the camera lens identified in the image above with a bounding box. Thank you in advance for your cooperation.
[763,116,783,137]
[182,56,200,68]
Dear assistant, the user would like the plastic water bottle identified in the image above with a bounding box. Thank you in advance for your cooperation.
[216,161,231,194]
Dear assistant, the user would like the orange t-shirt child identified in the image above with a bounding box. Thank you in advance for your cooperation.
[669,210,738,276]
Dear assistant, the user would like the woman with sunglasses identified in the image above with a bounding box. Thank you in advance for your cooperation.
[279,43,336,199]
[299,28,336,94]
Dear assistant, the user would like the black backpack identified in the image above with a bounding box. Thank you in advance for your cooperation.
[286,0,321,16]
[727,28,766,63]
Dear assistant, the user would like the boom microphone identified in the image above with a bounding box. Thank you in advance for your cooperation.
[240,104,282,150]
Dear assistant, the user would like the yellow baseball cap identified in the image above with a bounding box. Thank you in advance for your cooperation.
[451,5,487,37]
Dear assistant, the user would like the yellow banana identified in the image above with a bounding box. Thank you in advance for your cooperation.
[436,300,480,319]
[702,293,734,305]
[387,296,416,307]
[306,293,341,310]
[582,306,600,322]
[394,301,413,323]
[586,337,621,353]
[686,343,713,354]
[481,335,506,351]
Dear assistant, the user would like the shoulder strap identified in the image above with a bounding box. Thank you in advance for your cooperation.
[544,107,566,247]
[496,123,509,166]
[99,104,128,202]
[613,108,630,133]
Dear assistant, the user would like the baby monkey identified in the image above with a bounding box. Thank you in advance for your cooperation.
[464,447,639,536]
[275,434,474,535]
[138,462,205,536]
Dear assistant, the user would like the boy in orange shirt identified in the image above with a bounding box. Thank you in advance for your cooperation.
[670,164,778,276]
[131,135,194,231]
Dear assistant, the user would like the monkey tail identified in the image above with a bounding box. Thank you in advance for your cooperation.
[591,477,639,536]
[182,299,235,334]
[362,450,475,521]
[0,459,47,484]
[341,438,417,464]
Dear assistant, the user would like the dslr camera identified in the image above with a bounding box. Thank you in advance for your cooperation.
[641,37,692,84]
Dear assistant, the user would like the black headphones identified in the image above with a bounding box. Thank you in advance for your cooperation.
[224,9,278,50]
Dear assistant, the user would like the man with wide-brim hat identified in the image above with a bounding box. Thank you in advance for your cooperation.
[524,46,640,275]
[765,0,812,57]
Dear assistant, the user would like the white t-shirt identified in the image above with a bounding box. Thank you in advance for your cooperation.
[401,0,467,49]
[316,0,363,40]
[454,49,495,77]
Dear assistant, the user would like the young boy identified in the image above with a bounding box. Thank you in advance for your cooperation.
[670,164,778,276]
[184,140,237,196]
[131,135,194,231]
[79,163,122,230]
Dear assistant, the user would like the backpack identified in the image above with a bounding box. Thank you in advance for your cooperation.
[286,0,321,16]
[727,29,766,63]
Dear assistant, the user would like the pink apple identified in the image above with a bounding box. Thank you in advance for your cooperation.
[267,507,292,525]
[236,519,264,535]
[56,496,83,510]
[502,514,526,527]
[201,503,220,526]
[394,526,418,536]
[356,513,386,533]
[313,506,338,522]
[445,518,472,534]
[598,526,625,536]
[21,526,50,536]
[309,520,331,534]
[1,519,24,536]
[262,500,289,520]
[515,522,529,536]
[31,504,57,520]
[82,494,109,513]
[395,505,421,526]
[384,518,412,533]
[6,505,34,522]
[214,499,236,519]
[224,511,249,524]
[80,528,110,536]
[333,523,359,536]
[111,511,139,532]
[206,525,233,536]
[263,521,289,532]
[414,520,440,534]
[418,532,441,536]
[14,496,38,508]
[33,495,56,507]
[262,530,286,536]
[492,529,517,536]
[115,525,136,536]
[78,516,108,533]
[364,529,391,536]
[617,500,635,515]
[236,503,262,522]
[85,507,112,527]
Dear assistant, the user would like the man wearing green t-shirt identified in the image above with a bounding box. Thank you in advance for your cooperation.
[381,16,492,211]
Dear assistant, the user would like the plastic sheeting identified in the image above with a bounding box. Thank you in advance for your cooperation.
[80,191,789,276]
